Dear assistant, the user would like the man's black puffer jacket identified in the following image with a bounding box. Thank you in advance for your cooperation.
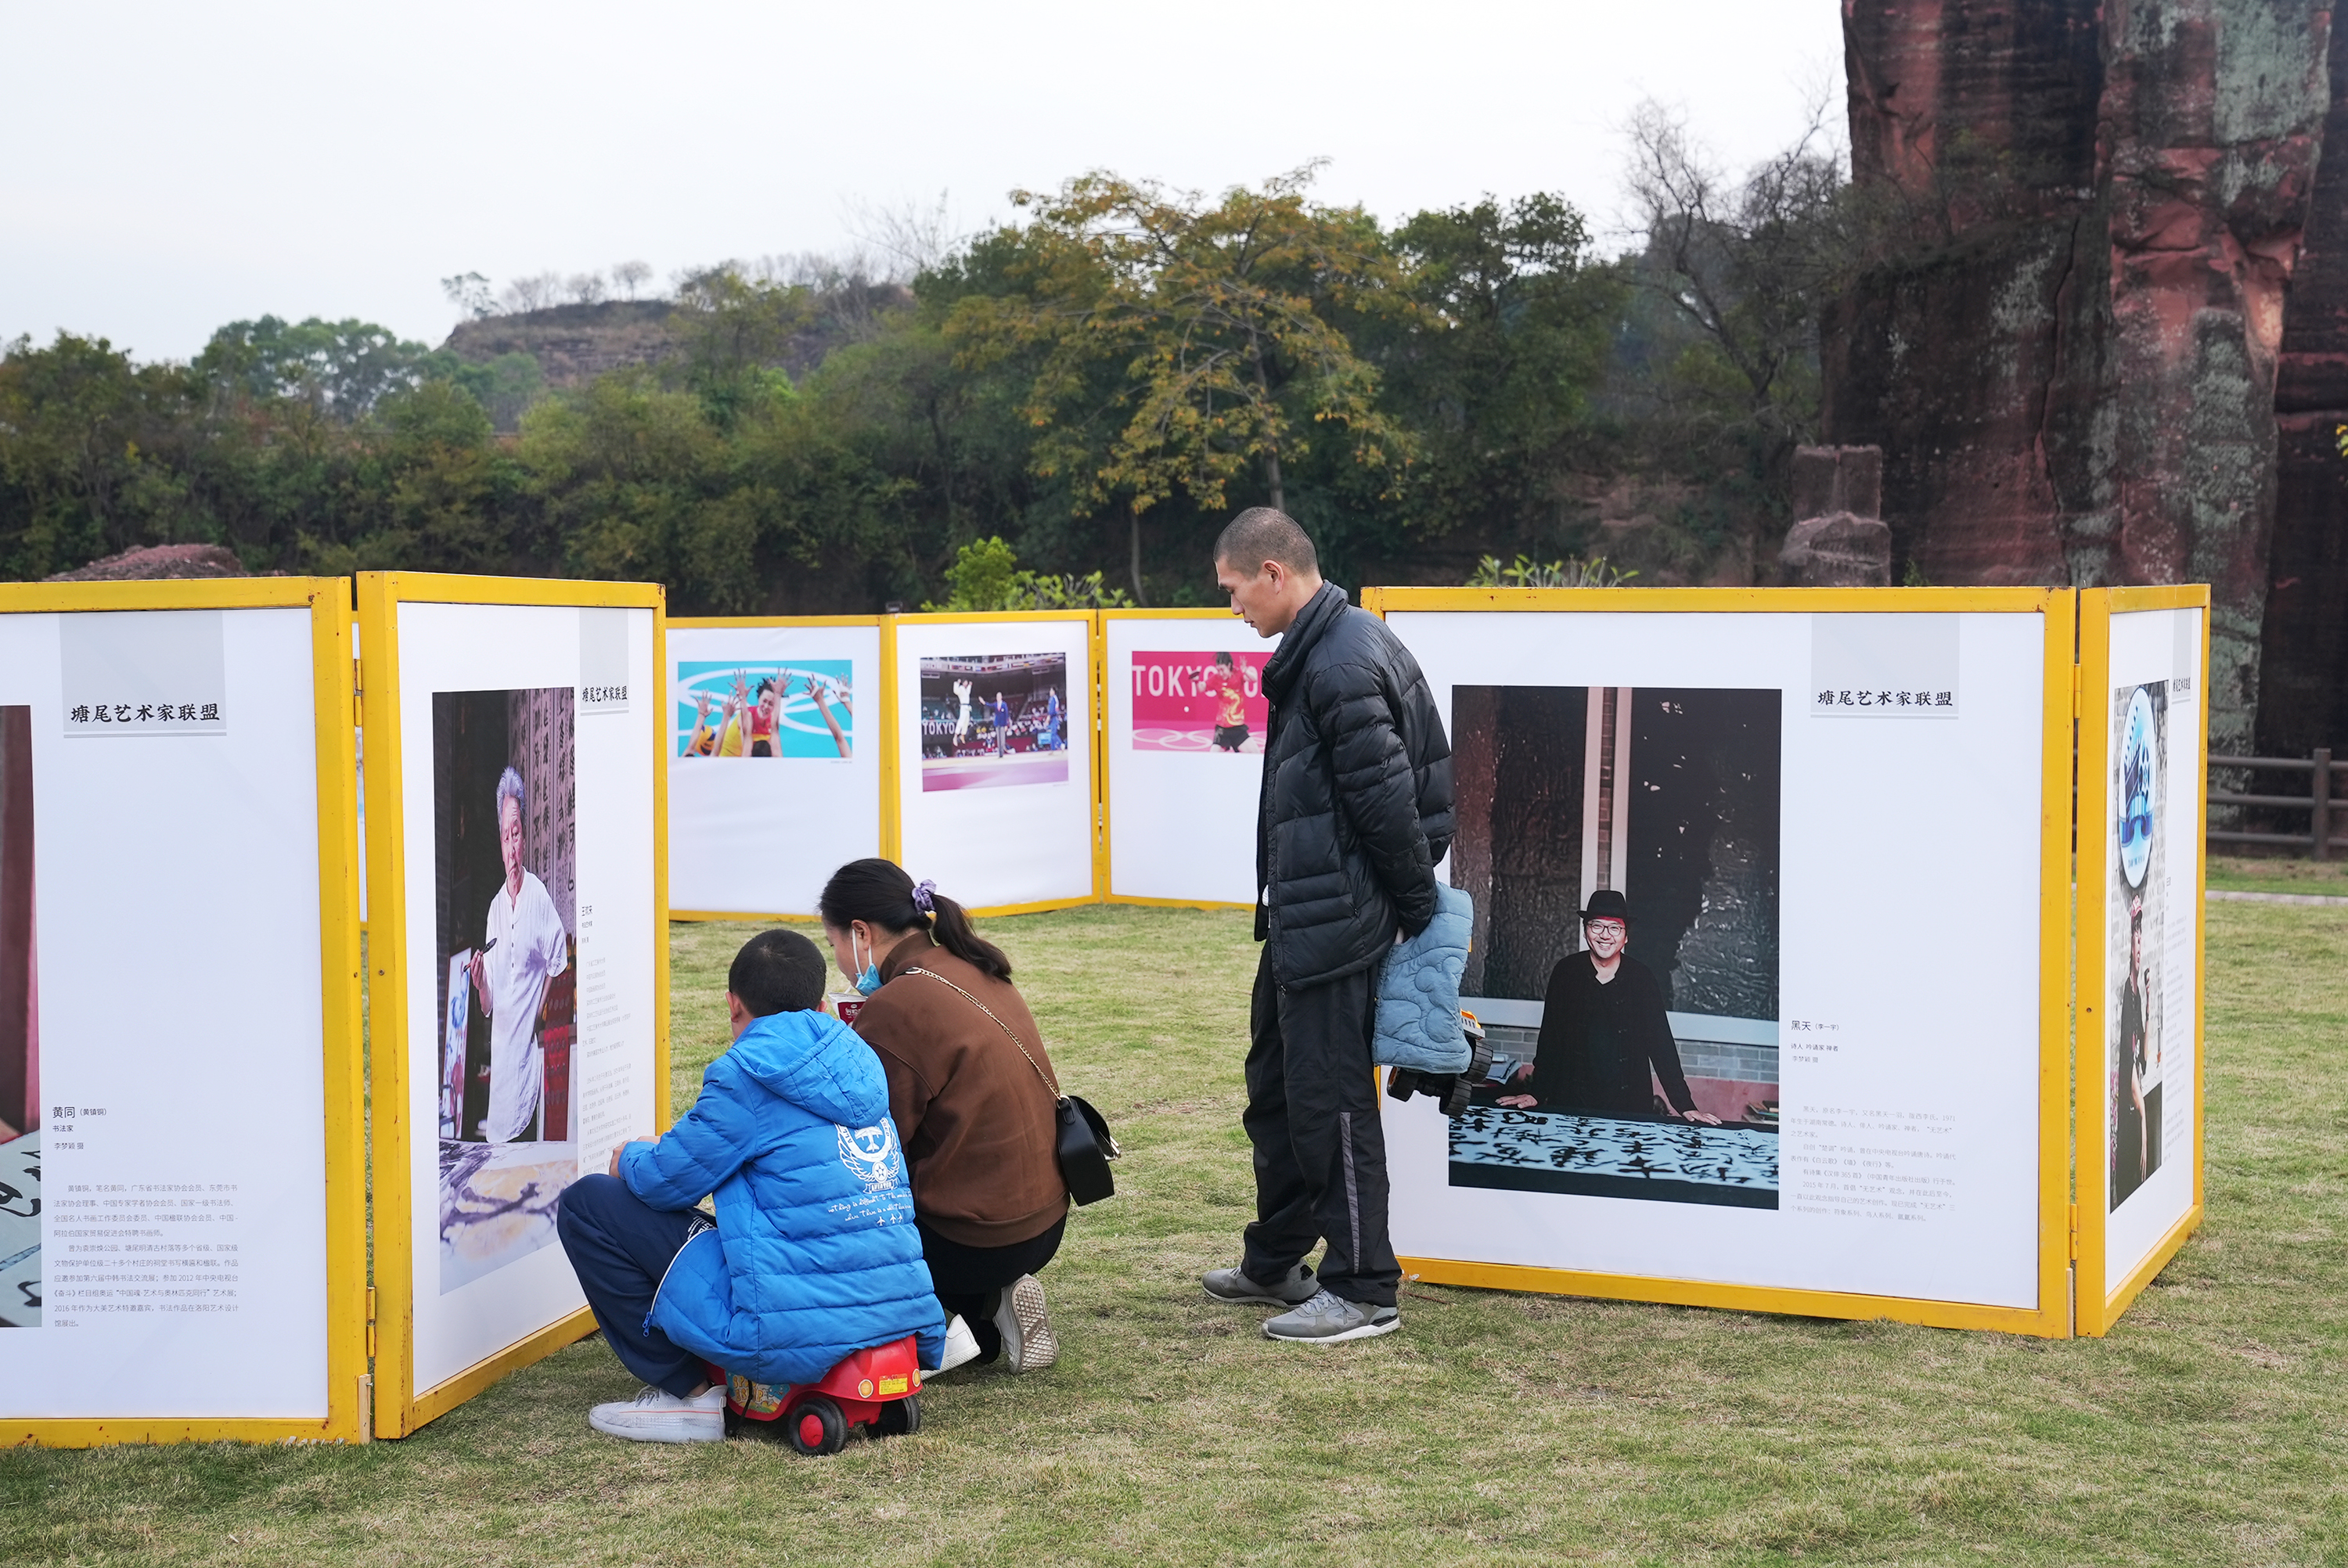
[1255,583,1454,987]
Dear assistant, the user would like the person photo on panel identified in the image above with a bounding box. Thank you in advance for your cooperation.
[1496,890,1721,1125]
[990,689,1012,757]
[820,859,1069,1375]
[953,676,975,744]
[468,765,570,1143]
[2112,895,2153,1204]
[686,687,720,757]
[1200,507,1453,1343]
[559,929,944,1443]
[801,673,850,759]
[747,676,782,757]
[1211,649,1250,752]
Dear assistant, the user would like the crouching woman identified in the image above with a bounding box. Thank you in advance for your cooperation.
[820,858,1069,1373]
[556,929,945,1443]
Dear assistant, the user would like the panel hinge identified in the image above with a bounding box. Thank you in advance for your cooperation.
[366,1286,378,1359]
[2067,1202,2080,1261]
[2069,664,2081,721]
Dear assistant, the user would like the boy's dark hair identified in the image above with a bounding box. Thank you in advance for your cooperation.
[729,929,826,1016]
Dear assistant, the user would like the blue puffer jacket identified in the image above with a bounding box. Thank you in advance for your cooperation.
[1372,883,1474,1074]
[621,1009,945,1384]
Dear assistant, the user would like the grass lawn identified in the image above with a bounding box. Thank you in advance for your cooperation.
[6,902,2346,1566]
[2208,853,2348,899]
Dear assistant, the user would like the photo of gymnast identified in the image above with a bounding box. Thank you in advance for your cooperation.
[675,660,852,760]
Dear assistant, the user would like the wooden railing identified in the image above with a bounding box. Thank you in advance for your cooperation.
[2208,749,2340,858]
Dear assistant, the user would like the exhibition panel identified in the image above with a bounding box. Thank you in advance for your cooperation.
[2076,588,2209,1336]
[359,574,668,1437]
[888,613,1097,915]
[0,579,367,1445]
[665,618,885,919]
[1100,610,1279,908]
[1366,587,2076,1338]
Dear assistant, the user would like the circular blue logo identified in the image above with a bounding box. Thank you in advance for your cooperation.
[2118,687,2156,889]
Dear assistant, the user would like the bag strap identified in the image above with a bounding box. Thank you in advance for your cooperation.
[902,966,1062,1099]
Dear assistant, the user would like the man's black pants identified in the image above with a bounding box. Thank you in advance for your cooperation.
[1240,947,1400,1307]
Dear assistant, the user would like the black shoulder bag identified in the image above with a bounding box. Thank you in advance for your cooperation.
[904,967,1119,1205]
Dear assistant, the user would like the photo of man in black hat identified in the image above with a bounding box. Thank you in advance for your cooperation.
[1496,890,1720,1125]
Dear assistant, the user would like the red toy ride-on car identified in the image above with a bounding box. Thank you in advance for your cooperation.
[708,1336,924,1455]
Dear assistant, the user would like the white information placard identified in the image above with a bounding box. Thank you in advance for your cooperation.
[362,577,664,1435]
[1368,590,2070,1336]
[666,620,882,917]
[2081,592,2206,1332]
[891,614,1095,914]
[1102,611,1279,907]
[0,583,366,1444]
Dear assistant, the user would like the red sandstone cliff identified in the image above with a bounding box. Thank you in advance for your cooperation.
[1826,0,2333,752]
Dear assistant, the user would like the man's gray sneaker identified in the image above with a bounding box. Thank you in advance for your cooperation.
[1201,1261,1319,1306]
[1262,1289,1400,1343]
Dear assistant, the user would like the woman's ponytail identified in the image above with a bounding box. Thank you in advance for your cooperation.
[926,890,1012,981]
[818,858,1012,982]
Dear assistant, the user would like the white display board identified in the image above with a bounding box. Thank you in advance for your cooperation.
[1102,612,1279,906]
[666,620,882,917]
[362,581,664,1434]
[1372,594,2068,1334]
[2087,598,2206,1325]
[0,585,365,1442]
[891,614,1095,914]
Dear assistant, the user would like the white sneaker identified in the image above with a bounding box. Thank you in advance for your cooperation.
[924,1314,982,1376]
[587,1383,726,1444]
[992,1274,1058,1373]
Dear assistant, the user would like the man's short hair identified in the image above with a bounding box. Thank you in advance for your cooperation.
[1215,507,1319,577]
[729,928,826,1017]
[495,766,526,820]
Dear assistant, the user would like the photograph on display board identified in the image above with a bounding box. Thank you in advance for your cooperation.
[1446,685,1782,1209]
[2109,682,2169,1211]
[674,660,852,760]
[0,708,37,1327]
[1130,650,1269,753]
[433,688,579,1293]
[918,653,1070,791]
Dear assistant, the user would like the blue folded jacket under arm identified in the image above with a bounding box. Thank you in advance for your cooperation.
[1372,882,1474,1074]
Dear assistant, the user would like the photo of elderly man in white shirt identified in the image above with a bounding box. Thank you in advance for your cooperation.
[469,764,571,1144]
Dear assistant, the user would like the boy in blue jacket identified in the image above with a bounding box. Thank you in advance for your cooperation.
[556,928,945,1443]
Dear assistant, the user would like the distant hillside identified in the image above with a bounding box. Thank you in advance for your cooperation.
[441,300,680,388]
[439,284,915,390]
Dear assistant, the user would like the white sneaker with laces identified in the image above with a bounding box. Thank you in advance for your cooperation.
[587,1383,726,1444]
[993,1274,1058,1372]
[924,1314,982,1376]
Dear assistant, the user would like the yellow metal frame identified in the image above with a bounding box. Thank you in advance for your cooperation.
[2074,585,2210,1336]
[662,615,891,924]
[1097,608,1262,911]
[884,610,1103,917]
[1362,584,2080,1338]
[357,572,669,1438]
[0,577,369,1447]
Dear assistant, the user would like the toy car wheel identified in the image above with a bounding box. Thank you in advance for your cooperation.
[785,1396,847,1456]
[1441,1073,1473,1118]
[876,1394,921,1438]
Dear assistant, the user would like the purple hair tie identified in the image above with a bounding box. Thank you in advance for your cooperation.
[910,879,936,915]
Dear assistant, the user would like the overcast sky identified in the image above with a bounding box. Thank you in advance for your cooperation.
[1,0,1846,363]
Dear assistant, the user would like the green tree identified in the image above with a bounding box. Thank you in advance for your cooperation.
[1382,194,1622,538]
[196,316,434,419]
[949,166,1415,602]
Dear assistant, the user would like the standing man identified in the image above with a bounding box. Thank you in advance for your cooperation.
[1200,508,1453,1343]
[992,690,1012,757]
[469,765,571,1144]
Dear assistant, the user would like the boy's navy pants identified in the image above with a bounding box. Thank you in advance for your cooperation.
[556,1174,708,1397]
